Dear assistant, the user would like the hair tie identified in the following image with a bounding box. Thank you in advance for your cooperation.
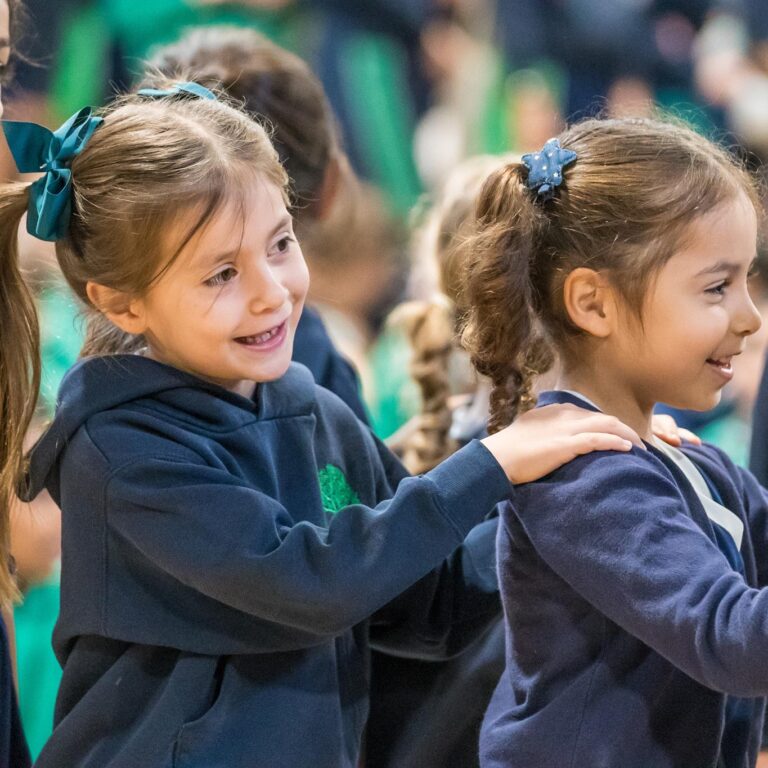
[136,81,217,100]
[2,107,104,242]
[521,138,577,202]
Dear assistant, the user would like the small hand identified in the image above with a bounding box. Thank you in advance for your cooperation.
[651,414,702,448]
[481,404,641,485]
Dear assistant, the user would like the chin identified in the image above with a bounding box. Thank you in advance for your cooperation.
[669,389,722,413]
[255,360,293,383]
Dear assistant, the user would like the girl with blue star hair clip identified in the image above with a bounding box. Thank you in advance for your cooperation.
[458,118,768,768]
[0,83,642,767]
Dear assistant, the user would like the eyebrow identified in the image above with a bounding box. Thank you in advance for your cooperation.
[197,248,240,272]
[695,257,757,278]
[269,214,293,239]
[195,216,293,271]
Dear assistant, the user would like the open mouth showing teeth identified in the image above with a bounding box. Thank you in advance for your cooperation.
[235,323,284,345]
[706,357,732,370]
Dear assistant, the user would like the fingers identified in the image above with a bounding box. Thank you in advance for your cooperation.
[651,414,682,446]
[678,428,702,446]
[530,405,643,447]
[567,433,634,456]
[567,413,643,447]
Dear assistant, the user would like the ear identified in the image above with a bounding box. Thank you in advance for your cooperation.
[562,268,617,339]
[85,281,148,336]
[311,152,344,221]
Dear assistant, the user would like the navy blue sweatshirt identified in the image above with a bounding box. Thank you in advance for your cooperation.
[481,391,768,768]
[23,355,509,768]
[293,306,369,425]
[367,404,500,768]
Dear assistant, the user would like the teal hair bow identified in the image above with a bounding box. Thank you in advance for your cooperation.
[137,81,216,100]
[2,107,103,241]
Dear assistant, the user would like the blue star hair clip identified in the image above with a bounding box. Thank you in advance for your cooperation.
[136,81,217,100]
[521,138,577,202]
[2,107,104,241]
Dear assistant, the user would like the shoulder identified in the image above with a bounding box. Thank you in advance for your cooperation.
[509,446,683,520]
[680,440,749,493]
[77,409,208,472]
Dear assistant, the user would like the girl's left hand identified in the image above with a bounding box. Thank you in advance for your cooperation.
[651,414,702,448]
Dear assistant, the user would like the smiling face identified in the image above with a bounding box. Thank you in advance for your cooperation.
[611,192,762,414]
[130,175,309,397]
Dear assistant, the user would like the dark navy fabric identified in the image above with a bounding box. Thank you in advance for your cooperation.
[367,408,501,768]
[481,390,768,768]
[24,355,510,768]
[293,305,369,424]
[0,617,31,768]
[748,354,768,751]
[749,354,768,487]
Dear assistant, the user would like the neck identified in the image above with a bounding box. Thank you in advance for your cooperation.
[555,366,655,443]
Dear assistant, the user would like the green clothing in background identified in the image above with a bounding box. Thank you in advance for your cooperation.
[15,286,82,759]
[14,577,62,760]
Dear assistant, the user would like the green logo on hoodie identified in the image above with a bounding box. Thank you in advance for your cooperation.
[318,464,360,515]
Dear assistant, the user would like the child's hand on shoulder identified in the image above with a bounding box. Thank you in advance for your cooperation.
[481,404,642,484]
[651,413,702,448]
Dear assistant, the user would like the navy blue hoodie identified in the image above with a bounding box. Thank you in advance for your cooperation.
[23,355,510,768]
[482,391,768,768]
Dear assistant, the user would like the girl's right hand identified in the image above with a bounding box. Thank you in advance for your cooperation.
[481,404,641,484]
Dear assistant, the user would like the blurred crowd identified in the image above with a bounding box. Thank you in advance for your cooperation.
[6,0,768,760]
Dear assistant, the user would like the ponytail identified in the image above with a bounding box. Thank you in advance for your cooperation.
[391,298,458,474]
[0,182,41,607]
[460,163,553,434]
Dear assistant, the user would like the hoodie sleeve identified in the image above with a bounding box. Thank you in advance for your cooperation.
[368,514,501,660]
[105,440,510,642]
[510,449,768,698]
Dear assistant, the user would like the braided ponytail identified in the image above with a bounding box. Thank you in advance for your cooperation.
[390,297,458,474]
[460,163,553,433]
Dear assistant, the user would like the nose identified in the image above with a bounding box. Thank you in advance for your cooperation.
[248,264,289,315]
[735,287,762,337]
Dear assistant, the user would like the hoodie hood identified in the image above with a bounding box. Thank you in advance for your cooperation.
[22,355,317,500]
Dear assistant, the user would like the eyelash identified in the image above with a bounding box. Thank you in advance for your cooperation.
[202,235,295,287]
[272,235,295,255]
[204,267,237,287]
[706,281,728,296]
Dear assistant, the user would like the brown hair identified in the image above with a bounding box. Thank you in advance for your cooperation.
[0,85,286,605]
[396,156,510,473]
[144,26,339,221]
[460,117,758,434]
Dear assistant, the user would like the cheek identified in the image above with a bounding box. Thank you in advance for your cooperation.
[289,258,310,302]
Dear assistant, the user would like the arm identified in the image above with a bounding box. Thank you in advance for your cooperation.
[366,404,639,658]
[369,515,500,659]
[512,450,768,697]
[107,440,510,640]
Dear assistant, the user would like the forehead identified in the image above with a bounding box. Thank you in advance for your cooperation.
[663,194,757,274]
[162,176,290,268]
